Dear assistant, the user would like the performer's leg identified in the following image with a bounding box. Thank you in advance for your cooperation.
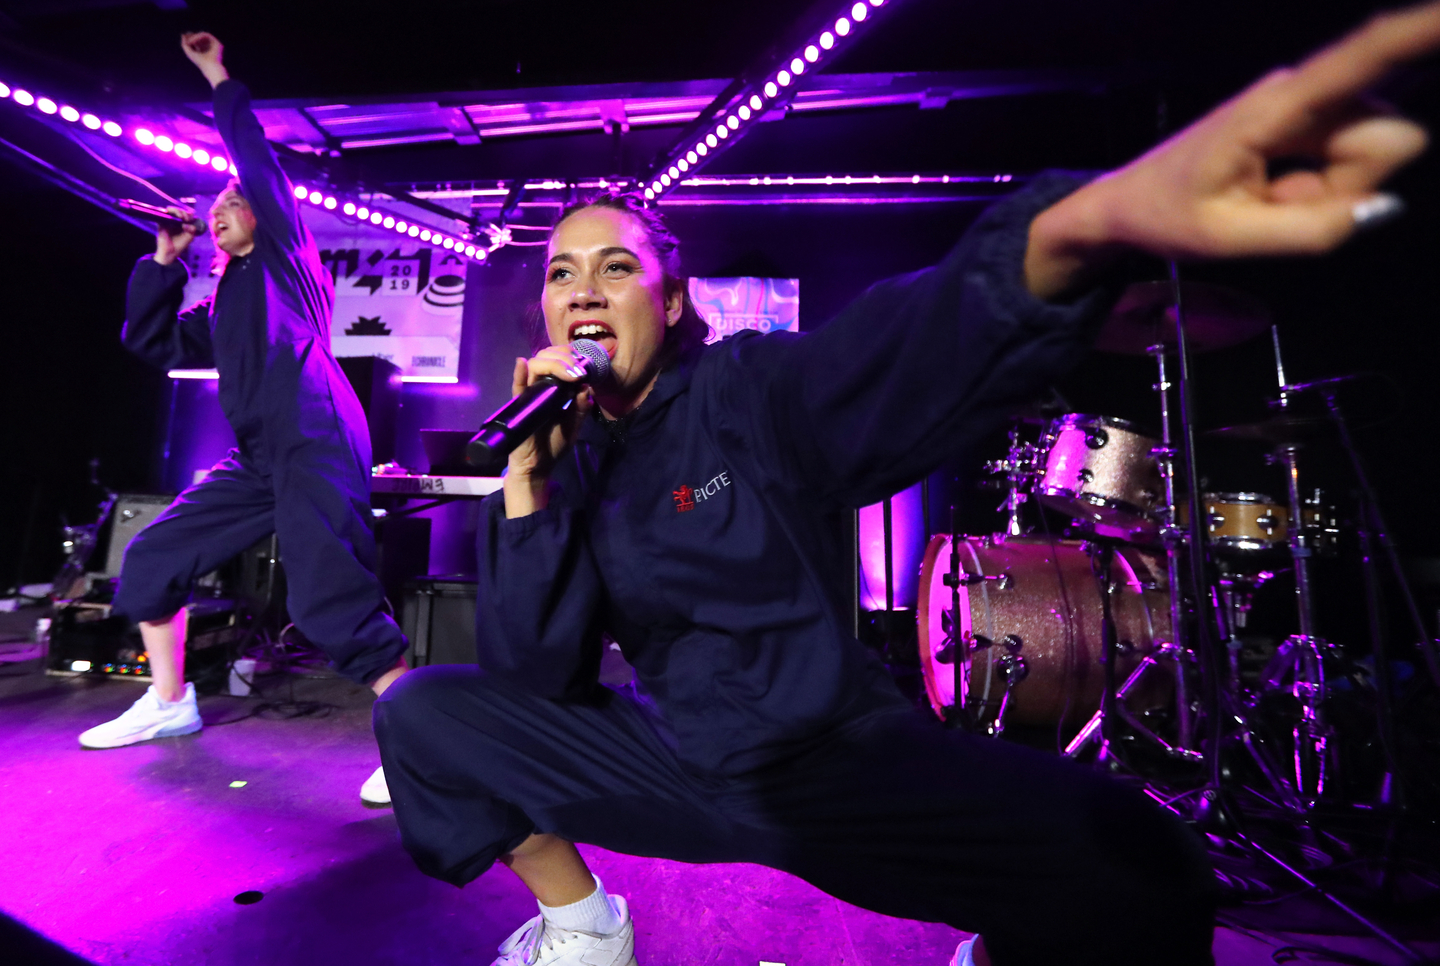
[83,457,276,749]
[270,446,407,688]
[732,709,1216,966]
[139,609,187,703]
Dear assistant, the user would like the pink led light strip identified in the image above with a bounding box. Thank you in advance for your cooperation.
[640,0,893,201]
[0,76,484,261]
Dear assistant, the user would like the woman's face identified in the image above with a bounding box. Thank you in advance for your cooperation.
[209,189,257,256]
[543,206,682,409]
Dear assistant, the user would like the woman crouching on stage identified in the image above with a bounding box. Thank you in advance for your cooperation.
[375,5,1439,962]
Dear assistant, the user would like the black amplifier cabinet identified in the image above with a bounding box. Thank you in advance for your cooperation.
[339,356,403,466]
[95,494,174,578]
[47,598,239,688]
[402,575,476,667]
[375,514,431,618]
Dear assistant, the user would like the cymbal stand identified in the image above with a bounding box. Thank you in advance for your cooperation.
[1147,342,1196,749]
[1265,333,1338,806]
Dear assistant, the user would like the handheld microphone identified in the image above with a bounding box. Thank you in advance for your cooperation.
[465,338,612,472]
[118,198,205,234]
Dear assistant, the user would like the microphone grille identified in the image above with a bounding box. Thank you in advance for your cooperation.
[570,338,612,382]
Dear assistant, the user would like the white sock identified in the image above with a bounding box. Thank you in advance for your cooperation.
[537,876,623,936]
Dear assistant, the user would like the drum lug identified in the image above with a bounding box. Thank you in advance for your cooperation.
[1001,633,1023,653]
[997,653,1028,685]
[1084,427,1109,449]
[943,571,1013,590]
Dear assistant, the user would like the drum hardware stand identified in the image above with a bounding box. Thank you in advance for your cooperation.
[1148,341,1198,751]
[983,426,1044,537]
[1213,569,1276,696]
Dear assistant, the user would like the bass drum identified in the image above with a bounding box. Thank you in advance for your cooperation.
[917,535,1172,726]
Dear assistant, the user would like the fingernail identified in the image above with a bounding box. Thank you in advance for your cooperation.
[1352,193,1405,231]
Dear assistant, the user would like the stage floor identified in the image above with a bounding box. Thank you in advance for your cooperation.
[0,642,1428,966]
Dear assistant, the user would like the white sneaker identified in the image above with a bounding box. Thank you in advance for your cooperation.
[950,937,977,966]
[360,765,390,805]
[78,683,202,749]
[493,894,638,966]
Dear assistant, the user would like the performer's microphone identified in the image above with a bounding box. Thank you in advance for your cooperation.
[118,198,205,234]
[465,338,612,471]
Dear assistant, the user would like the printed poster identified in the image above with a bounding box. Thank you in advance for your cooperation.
[688,277,798,343]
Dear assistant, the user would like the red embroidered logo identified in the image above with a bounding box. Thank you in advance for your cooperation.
[673,484,696,513]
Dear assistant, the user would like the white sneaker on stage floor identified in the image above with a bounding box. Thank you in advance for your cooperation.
[78,683,202,749]
[360,765,390,805]
[492,894,638,966]
[950,937,978,966]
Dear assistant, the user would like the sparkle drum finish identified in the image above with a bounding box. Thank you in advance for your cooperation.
[917,535,1172,726]
[1037,414,1163,536]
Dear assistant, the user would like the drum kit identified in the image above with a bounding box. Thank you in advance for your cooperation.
[915,278,1440,825]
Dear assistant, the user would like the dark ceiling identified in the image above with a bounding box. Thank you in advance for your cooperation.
[0,0,1388,104]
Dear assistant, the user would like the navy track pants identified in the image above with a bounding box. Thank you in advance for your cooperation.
[110,451,407,685]
[374,666,1216,966]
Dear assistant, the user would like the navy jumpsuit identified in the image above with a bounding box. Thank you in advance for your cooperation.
[114,80,407,686]
[375,174,1217,964]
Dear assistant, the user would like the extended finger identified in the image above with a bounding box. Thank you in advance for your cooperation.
[1322,113,1428,195]
[511,357,527,397]
[1281,4,1440,115]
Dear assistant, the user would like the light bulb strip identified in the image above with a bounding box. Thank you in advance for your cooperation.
[0,74,488,261]
[637,0,896,202]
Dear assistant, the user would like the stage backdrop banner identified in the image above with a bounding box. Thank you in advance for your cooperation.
[314,210,467,382]
[176,203,467,382]
[688,277,799,343]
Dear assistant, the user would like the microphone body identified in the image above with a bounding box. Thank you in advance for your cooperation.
[119,198,205,234]
[465,338,611,472]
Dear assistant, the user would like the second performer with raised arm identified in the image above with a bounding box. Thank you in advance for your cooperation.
[80,33,408,805]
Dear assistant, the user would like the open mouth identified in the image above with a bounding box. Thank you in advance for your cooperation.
[569,321,617,355]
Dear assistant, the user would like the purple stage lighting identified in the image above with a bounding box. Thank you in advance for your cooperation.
[102,120,121,136]
[373,213,386,225]
[154,135,173,152]
[442,238,454,250]
[836,17,851,35]
[293,185,308,199]
[211,155,228,171]
[356,206,369,219]
[778,70,792,87]
[791,57,805,74]
[464,244,476,256]
[193,148,209,164]
[407,224,419,236]
[59,105,79,122]
[419,229,431,241]
[805,44,820,62]
[308,190,322,204]
[687,150,698,164]
[135,128,156,146]
[13,89,34,106]
[37,97,57,114]
[323,196,337,209]
[749,94,763,111]
[821,31,835,48]
[764,81,778,98]
[82,113,101,129]
[395,220,408,232]
[174,142,192,158]
[343,201,356,215]
[0,82,9,98]
[697,141,709,155]
[852,2,868,20]
[727,115,740,129]
[678,159,690,172]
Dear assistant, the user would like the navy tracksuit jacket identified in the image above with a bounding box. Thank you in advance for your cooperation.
[113,80,406,685]
[376,174,1217,965]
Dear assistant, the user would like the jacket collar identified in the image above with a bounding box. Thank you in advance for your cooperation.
[578,344,703,448]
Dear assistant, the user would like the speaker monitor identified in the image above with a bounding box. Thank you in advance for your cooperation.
[98,494,174,577]
[402,576,476,667]
[339,356,403,466]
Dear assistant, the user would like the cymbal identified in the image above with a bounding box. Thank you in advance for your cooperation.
[1205,415,1336,445]
[1096,281,1271,355]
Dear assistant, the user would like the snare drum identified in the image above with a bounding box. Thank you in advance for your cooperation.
[1038,414,1162,535]
[1177,493,1288,552]
[917,534,1172,726]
